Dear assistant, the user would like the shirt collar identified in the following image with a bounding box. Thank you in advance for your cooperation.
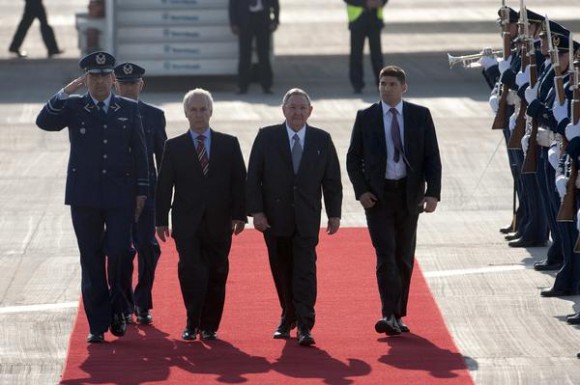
[91,93,112,109]
[381,100,403,116]
[286,123,306,141]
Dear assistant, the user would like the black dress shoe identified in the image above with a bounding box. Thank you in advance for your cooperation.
[540,287,574,297]
[87,333,105,343]
[182,327,198,341]
[396,318,410,333]
[504,232,520,241]
[136,309,152,325]
[48,49,64,58]
[508,238,546,248]
[297,329,315,346]
[499,224,514,234]
[273,321,296,339]
[200,330,218,340]
[375,315,401,336]
[533,261,563,271]
[124,313,134,324]
[9,48,27,58]
[110,313,127,337]
[567,312,580,325]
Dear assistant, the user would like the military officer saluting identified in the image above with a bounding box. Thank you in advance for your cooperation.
[114,62,167,325]
[36,51,149,343]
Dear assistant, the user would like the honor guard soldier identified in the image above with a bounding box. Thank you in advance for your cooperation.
[36,51,149,343]
[114,62,167,325]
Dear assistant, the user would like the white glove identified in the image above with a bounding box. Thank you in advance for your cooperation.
[506,90,518,106]
[508,112,517,132]
[556,174,568,199]
[479,55,498,70]
[552,99,569,124]
[536,128,552,147]
[548,143,560,170]
[577,208,580,231]
[521,133,530,154]
[489,92,499,113]
[565,121,580,141]
[524,83,538,104]
[498,56,512,74]
[515,66,530,87]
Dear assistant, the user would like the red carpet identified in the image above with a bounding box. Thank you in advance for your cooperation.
[60,228,473,385]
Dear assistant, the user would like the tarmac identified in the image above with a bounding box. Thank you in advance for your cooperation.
[0,0,579,384]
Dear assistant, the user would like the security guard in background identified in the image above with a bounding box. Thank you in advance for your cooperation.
[344,0,388,94]
[36,51,149,343]
[114,62,167,325]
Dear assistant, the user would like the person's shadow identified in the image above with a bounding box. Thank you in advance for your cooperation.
[60,325,270,384]
[271,339,371,385]
[378,333,473,379]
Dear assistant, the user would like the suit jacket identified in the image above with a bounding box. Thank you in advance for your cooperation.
[36,93,149,209]
[156,130,246,240]
[138,100,167,208]
[246,123,342,237]
[229,0,279,28]
[346,100,442,213]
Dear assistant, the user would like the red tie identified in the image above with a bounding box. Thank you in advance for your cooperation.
[390,108,403,162]
[196,135,209,175]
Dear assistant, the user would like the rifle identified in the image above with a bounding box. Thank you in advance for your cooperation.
[522,14,555,173]
[558,36,578,222]
[508,5,537,149]
[491,3,513,130]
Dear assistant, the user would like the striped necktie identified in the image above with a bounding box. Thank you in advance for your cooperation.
[196,135,209,175]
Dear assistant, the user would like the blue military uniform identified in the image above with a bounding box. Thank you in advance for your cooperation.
[36,52,149,341]
[114,62,167,323]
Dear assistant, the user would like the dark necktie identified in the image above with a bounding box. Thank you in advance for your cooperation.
[97,101,106,117]
[196,135,209,176]
[291,133,302,174]
[390,108,403,163]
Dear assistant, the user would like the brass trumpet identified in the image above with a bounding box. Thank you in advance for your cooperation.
[447,49,502,69]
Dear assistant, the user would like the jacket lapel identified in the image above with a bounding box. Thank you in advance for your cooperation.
[373,102,387,158]
[277,123,294,173]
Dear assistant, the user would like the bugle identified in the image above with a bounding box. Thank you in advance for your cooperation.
[447,50,502,69]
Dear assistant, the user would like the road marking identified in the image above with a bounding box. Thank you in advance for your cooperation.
[0,302,78,314]
[424,265,527,278]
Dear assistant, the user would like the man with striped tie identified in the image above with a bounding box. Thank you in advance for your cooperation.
[155,88,247,341]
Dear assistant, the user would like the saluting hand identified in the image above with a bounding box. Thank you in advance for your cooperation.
[156,226,170,243]
[63,75,87,95]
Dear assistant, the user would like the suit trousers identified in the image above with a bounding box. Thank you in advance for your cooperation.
[538,147,563,263]
[174,229,231,332]
[9,0,59,53]
[365,182,419,318]
[122,207,161,314]
[237,11,273,91]
[264,232,318,331]
[71,206,133,334]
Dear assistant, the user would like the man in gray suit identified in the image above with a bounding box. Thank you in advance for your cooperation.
[347,65,442,336]
[246,88,342,346]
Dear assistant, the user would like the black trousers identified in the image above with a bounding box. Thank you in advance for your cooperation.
[349,20,383,91]
[10,0,59,53]
[122,207,161,314]
[237,11,273,91]
[71,206,133,334]
[365,181,419,318]
[264,231,318,331]
[174,227,232,332]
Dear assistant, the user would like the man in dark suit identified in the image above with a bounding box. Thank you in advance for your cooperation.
[114,63,167,325]
[156,88,246,341]
[246,88,342,346]
[229,0,279,94]
[36,51,149,343]
[9,0,63,58]
[346,65,442,336]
